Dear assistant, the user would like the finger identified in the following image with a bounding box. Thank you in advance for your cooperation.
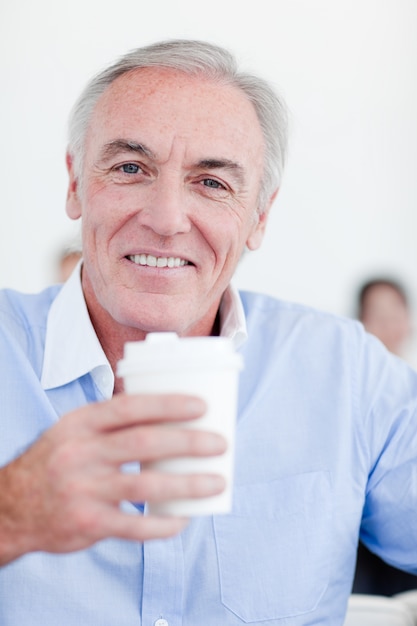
[35,504,191,553]
[103,509,190,542]
[98,470,226,504]
[74,393,207,434]
[96,425,227,465]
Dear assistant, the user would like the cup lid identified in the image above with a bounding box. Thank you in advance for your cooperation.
[117,332,243,376]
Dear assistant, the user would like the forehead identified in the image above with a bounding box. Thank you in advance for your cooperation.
[365,285,407,309]
[86,67,265,166]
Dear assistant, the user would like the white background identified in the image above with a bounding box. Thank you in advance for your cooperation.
[1,0,416,321]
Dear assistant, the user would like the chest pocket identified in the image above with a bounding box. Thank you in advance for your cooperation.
[213,471,332,623]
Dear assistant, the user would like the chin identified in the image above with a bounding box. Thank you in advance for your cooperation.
[107,291,197,335]
[119,310,188,335]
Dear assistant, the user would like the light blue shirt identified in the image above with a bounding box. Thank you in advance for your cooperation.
[1,267,417,625]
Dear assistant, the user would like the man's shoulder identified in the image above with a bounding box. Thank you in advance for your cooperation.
[239,289,357,326]
[0,285,61,336]
[239,289,365,349]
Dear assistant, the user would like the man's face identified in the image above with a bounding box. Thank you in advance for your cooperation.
[67,67,272,338]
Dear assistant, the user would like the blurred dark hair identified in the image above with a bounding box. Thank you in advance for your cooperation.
[356,277,409,320]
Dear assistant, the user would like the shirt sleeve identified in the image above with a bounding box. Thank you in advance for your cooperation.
[355,329,417,573]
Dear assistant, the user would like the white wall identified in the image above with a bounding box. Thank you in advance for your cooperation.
[1,0,416,319]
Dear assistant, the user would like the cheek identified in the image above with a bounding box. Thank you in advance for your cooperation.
[85,176,131,213]
[201,218,241,256]
[83,186,127,233]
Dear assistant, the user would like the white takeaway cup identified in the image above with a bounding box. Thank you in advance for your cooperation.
[117,332,243,516]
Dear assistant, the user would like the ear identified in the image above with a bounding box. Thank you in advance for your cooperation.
[246,188,279,251]
[65,152,82,220]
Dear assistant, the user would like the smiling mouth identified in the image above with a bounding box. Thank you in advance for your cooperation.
[127,254,191,268]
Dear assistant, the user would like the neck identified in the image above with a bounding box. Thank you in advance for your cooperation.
[81,283,222,393]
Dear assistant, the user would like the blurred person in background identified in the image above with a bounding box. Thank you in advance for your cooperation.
[353,275,417,596]
[57,246,82,282]
[357,277,413,359]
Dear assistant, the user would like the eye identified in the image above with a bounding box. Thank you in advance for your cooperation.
[202,178,226,190]
[119,163,141,174]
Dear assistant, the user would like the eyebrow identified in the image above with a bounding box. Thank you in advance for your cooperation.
[196,158,246,187]
[99,139,155,162]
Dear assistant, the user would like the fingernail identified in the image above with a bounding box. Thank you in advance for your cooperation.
[184,397,206,414]
[206,433,227,453]
[204,474,226,492]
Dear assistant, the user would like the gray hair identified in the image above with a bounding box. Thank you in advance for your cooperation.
[67,39,288,211]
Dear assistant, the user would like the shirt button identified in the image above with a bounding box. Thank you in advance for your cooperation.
[154,620,168,626]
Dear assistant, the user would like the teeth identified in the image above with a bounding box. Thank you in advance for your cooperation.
[129,254,189,268]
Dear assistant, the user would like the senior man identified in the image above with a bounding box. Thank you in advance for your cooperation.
[1,39,417,625]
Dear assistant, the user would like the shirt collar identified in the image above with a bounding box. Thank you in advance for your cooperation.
[41,263,247,398]
[41,261,114,398]
[219,282,248,349]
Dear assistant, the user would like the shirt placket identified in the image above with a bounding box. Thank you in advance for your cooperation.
[142,534,184,626]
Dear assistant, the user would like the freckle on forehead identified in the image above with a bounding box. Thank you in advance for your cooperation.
[98,67,259,123]
[89,66,265,176]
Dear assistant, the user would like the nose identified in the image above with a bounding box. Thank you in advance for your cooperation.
[139,176,192,237]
